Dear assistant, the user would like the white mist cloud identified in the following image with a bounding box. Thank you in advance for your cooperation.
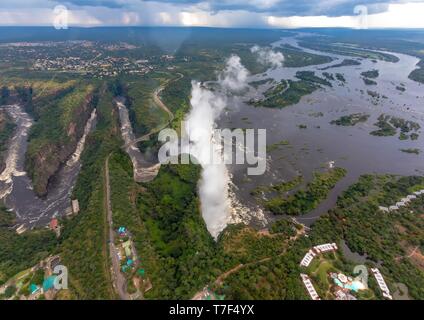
[184,55,250,238]
[218,55,250,92]
[250,45,284,68]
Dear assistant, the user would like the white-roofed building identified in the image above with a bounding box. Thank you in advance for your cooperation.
[371,268,392,300]
[389,205,398,211]
[407,195,416,200]
[313,243,338,254]
[300,250,316,267]
[300,274,320,300]
[378,206,389,213]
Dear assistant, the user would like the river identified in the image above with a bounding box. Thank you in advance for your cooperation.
[0,105,97,230]
[221,33,424,227]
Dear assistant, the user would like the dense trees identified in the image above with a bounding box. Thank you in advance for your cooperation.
[58,87,120,299]
[0,206,57,285]
[265,168,347,215]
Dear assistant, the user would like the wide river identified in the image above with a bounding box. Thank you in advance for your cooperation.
[222,33,424,228]
[0,105,97,230]
[1,34,423,232]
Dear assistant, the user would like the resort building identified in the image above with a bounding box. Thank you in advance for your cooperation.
[378,206,389,213]
[300,243,338,267]
[300,274,320,300]
[380,191,424,213]
[371,268,392,300]
[313,243,338,254]
[16,224,27,235]
[71,199,80,214]
[300,250,316,267]
[334,288,357,300]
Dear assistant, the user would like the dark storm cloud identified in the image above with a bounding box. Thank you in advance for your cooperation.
[59,0,407,16]
[60,0,126,9]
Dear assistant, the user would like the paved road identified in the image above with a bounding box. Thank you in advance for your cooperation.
[106,73,183,298]
[123,73,182,148]
[105,155,130,300]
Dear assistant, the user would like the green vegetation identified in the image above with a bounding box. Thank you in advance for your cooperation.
[266,139,290,153]
[361,69,379,79]
[400,148,421,155]
[320,59,361,70]
[250,79,319,109]
[409,59,424,84]
[0,109,16,171]
[330,113,370,126]
[249,71,333,109]
[295,71,332,87]
[322,72,334,81]
[219,174,424,300]
[249,78,273,88]
[370,114,420,140]
[363,78,377,85]
[335,73,346,83]
[108,151,216,299]
[269,219,299,237]
[330,175,424,299]
[265,168,347,215]
[0,86,10,105]
[278,45,333,68]
[396,85,406,92]
[17,80,96,196]
[300,41,399,63]
[251,175,303,199]
[58,86,121,299]
[0,206,57,285]
[361,69,379,86]
[125,75,169,136]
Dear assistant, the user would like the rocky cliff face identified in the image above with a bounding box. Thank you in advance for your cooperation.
[0,110,16,174]
[26,91,95,197]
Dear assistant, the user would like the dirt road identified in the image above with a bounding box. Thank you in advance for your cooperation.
[105,155,130,300]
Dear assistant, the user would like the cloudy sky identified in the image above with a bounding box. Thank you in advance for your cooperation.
[0,0,423,28]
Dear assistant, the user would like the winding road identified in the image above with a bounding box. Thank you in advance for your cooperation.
[105,72,184,299]
[122,72,182,149]
[105,155,130,300]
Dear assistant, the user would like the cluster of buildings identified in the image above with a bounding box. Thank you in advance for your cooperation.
[299,243,338,300]
[0,255,62,300]
[379,189,424,212]
[32,55,153,78]
[116,226,143,276]
[300,243,338,267]
[371,268,393,300]
[115,226,152,298]
[330,272,367,300]
[299,241,395,300]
